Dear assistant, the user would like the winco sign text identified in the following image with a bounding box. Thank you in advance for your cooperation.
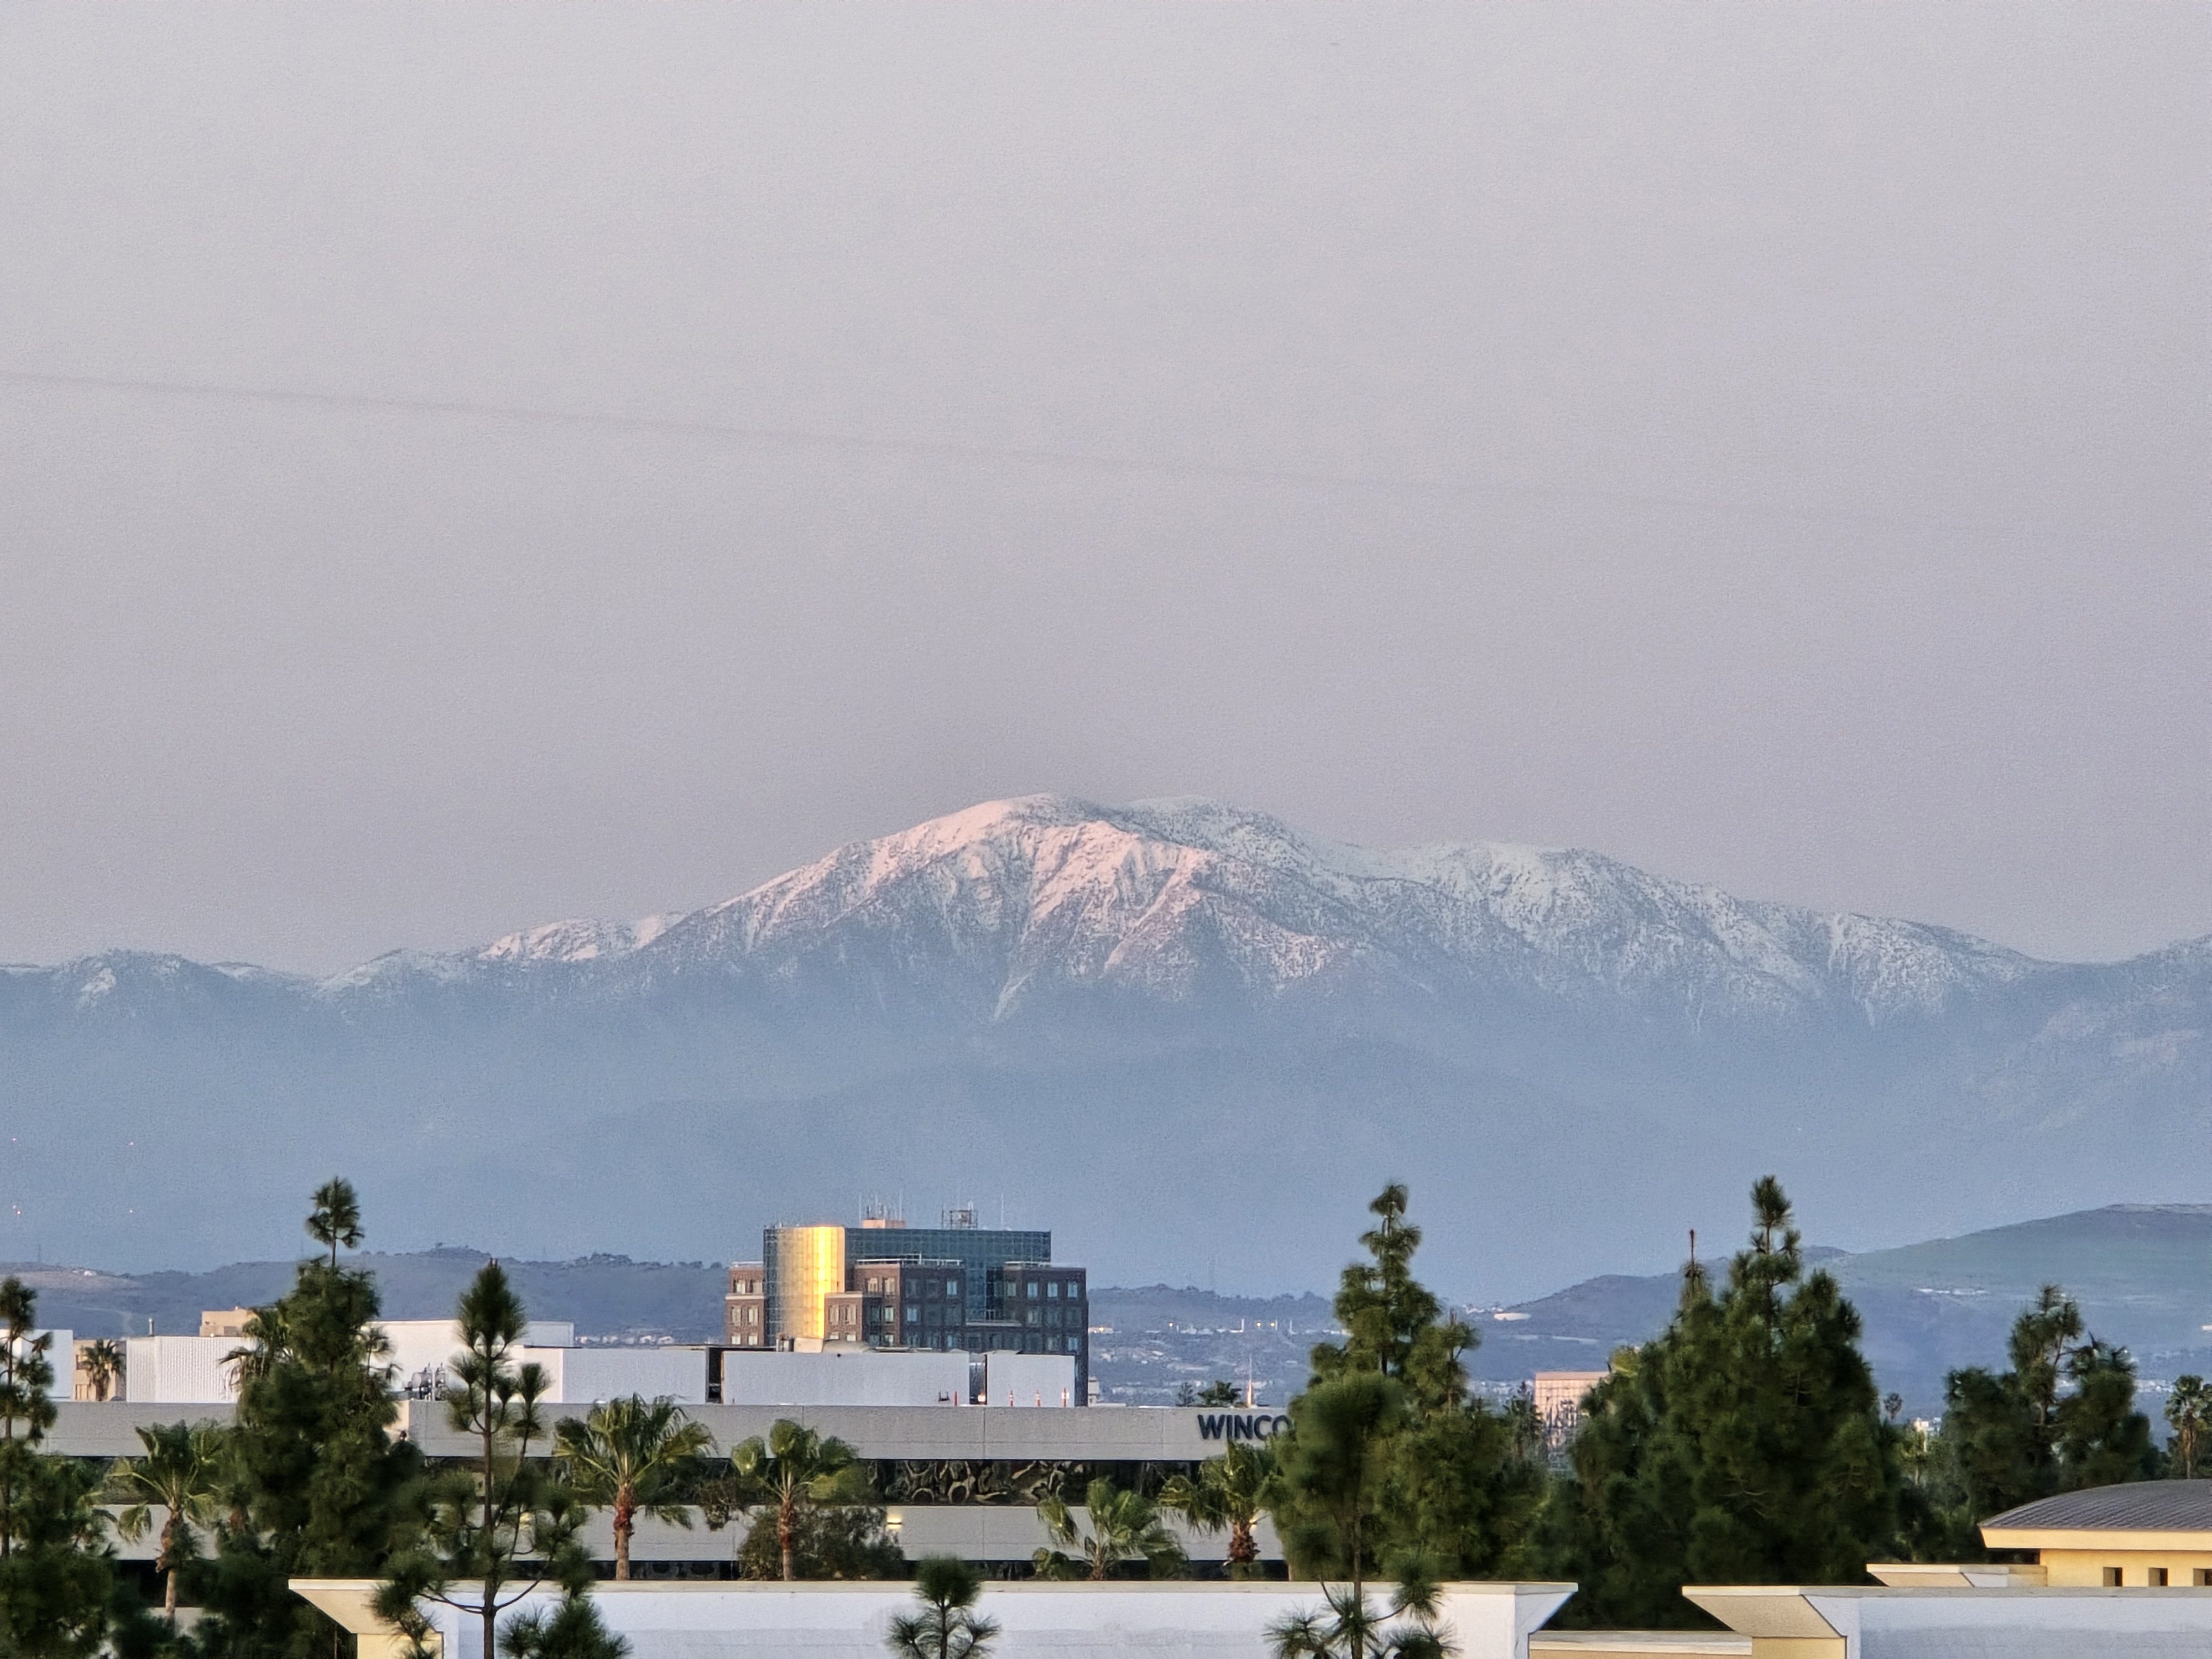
[1195,1412,1290,1442]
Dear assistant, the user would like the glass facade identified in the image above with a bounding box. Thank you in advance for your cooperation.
[763,1225,846,1343]
[757,1222,1084,1397]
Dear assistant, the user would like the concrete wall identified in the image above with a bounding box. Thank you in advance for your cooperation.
[985,1352,1076,1407]
[715,1349,972,1408]
[530,1345,708,1406]
[51,1397,1273,1467]
[123,1336,238,1404]
[47,1401,236,1458]
[388,1399,1279,1462]
[295,1579,1575,1659]
[383,1319,574,1390]
[2036,1548,2212,1588]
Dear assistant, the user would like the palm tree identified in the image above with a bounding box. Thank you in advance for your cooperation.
[555,1394,714,1579]
[729,1418,871,1581]
[886,1554,999,1659]
[2168,1375,2210,1478]
[111,1421,225,1619]
[79,1339,124,1404]
[306,1177,364,1267]
[1161,1442,1275,1577]
[1034,1477,1186,1580]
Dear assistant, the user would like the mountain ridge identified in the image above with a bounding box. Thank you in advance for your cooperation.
[11,794,2150,1016]
[2,795,2205,1294]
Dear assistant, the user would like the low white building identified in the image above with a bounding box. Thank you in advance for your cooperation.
[528,1344,707,1406]
[383,1319,576,1396]
[714,1347,971,1408]
[123,1335,239,1405]
[984,1350,1076,1407]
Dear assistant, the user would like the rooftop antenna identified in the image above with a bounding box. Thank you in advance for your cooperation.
[1689,1229,1697,1274]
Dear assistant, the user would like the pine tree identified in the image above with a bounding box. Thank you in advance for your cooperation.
[191,1183,421,1659]
[2057,1340,2159,1488]
[1284,1185,1543,1579]
[0,1277,116,1658]
[0,1276,59,1561]
[1921,1285,2162,1557]
[1541,1178,1905,1626]
[376,1263,608,1659]
[885,1557,998,1659]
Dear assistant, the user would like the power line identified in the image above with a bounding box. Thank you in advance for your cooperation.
[0,363,2026,539]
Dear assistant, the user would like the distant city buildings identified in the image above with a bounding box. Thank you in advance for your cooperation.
[727,1207,1090,1403]
[1533,1369,1608,1459]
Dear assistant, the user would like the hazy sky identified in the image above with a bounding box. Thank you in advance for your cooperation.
[2,2,2204,974]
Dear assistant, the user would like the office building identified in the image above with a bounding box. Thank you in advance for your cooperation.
[1532,1369,1608,1457]
[729,1208,1089,1401]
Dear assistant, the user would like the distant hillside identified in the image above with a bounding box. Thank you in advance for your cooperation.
[1476,1204,2212,1413]
[7,1251,728,1344]
[14,1204,2211,1414]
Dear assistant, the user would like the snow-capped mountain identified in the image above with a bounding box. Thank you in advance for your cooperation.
[2,796,2204,1296]
[298,794,2045,1024]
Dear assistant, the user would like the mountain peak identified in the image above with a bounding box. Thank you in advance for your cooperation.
[2,795,2205,1290]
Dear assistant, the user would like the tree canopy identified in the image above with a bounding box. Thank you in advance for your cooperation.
[1538,1177,1905,1626]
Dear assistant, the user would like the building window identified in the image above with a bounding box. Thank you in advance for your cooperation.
[1026,1310,1040,1327]
[2150,1568,2168,1587]
[1047,1283,1060,1298]
[2103,1568,2122,1587]
[2194,1570,2211,1587]
[1027,1283,1040,1299]
[946,1280,958,1297]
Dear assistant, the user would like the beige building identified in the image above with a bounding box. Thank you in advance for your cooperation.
[200,1307,255,1339]
[1968,1479,2212,1587]
[1533,1369,1609,1451]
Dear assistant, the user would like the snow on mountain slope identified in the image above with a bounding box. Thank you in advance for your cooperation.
[477,914,681,964]
[480,794,2052,1027]
[1,796,2204,1287]
[0,797,2160,1036]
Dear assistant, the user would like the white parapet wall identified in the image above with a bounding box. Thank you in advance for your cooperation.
[984,1351,1076,1407]
[529,1344,709,1406]
[1687,1582,2212,1658]
[295,1579,1576,1659]
[716,1348,972,1407]
[383,1319,575,1394]
[123,1336,240,1404]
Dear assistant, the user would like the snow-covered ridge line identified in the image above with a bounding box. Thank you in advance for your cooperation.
[16,795,2204,1026]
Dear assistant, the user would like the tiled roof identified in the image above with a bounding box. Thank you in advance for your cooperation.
[1985,1481,2212,1533]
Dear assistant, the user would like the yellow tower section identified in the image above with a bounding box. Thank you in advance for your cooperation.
[770,1225,846,1343]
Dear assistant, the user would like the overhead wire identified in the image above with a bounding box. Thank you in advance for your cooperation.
[0,364,2027,540]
